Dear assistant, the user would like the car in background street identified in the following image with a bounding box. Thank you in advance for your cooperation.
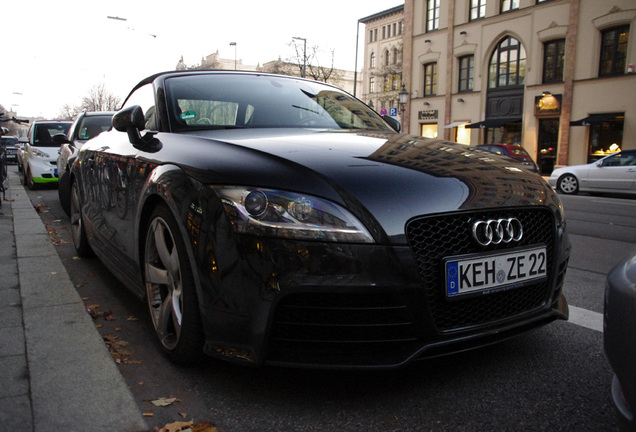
[21,120,72,189]
[548,150,636,195]
[70,70,570,369]
[57,111,114,215]
[477,143,540,173]
[604,251,636,431]
[0,135,19,164]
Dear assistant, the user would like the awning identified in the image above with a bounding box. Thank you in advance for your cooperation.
[570,112,624,126]
[444,121,469,129]
[465,118,522,129]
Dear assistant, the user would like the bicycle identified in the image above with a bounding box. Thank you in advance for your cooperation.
[0,115,29,209]
[0,148,6,210]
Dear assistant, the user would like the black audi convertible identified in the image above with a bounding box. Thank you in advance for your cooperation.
[70,71,570,369]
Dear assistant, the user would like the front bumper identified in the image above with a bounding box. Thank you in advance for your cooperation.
[28,159,59,183]
[196,207,570,369]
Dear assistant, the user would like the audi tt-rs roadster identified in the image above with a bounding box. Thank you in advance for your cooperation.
[70,71,570,369]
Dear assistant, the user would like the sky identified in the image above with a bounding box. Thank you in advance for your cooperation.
[1,0,401,119]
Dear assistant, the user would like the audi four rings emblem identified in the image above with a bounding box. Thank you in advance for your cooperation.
[472,218,523,246]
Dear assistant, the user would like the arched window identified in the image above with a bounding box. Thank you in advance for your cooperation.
[392,48,400,65]
[488,36,526,88]
[370,52,376,69]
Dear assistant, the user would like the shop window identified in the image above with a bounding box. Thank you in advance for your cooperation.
[423,62,438,96]
[421,123,438,139]
[459,55,474,92]
[485,122,522,145]
[599,25,629,77]
[488,36,526,88]
[454,124,470,145]
[427,0,441,32]
[543,39,565,83]
[588,118,624,162]
[470,0,486,21]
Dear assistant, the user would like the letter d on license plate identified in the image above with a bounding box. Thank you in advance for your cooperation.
[445,246,547,298]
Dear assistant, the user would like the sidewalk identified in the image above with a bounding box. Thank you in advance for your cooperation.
[0,167,148,431]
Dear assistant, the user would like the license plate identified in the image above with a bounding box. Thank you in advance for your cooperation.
[445,246,547,298]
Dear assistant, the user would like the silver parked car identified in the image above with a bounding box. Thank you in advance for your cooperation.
[548,150,636,195]
[57,111,113,215]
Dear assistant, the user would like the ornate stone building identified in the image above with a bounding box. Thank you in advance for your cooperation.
[362,0,636,173]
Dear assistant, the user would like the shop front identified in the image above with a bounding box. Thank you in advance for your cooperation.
[535,93,562,175]
[570,113,624,163]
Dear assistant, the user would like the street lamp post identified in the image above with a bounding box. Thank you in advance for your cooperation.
[293,37,307,78]
[398,84,409,131]
[229,42,237,70]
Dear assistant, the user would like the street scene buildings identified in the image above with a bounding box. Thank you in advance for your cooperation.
[359,0,636,174]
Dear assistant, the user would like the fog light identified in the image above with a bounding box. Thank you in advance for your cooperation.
[244,190,268,217]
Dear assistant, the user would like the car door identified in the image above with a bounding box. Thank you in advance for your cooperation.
[586,151,636,191]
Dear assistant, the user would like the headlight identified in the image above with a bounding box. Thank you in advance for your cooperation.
[212,187,374,243]
[31,148,50,158]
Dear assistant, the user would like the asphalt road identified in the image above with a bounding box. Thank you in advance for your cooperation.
[23,175,635,432]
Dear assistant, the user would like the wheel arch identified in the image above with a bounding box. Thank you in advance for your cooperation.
[136,165,206,305]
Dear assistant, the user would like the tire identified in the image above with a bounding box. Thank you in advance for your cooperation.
[144,205,204,364]
[26,168,38,190]
[70,180,93,257]
[557,174,579,195]
[58,170,71,216]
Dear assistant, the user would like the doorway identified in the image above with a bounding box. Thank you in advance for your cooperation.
[537,118,560,175]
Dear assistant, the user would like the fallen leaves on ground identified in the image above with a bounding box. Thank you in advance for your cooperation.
[86,304,114,320]
[102,334,141,365]
[152,397,179,407]
[154,420,218,432]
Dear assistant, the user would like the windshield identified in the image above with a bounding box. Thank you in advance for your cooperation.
[32,122,71,147]
[78,115,113,140]
[166,74,393,132]
[1,136,19,146]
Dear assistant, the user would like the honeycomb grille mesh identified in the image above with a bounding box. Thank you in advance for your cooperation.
[406,208,556,331]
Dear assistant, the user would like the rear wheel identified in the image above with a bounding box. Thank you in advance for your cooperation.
[70,180,93,257]
[144,205,204,364]
[557,174,579,195]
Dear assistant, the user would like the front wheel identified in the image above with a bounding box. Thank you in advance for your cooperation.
[26,168,37,190]
[58,170,71,216]
[557,174,579,195]
[70,180,93,257]
[144,205,204,364]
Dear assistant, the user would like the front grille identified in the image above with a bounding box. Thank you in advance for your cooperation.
[269,292,419,361]
[406,207,556,332]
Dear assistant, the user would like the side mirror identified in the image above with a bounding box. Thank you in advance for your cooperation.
[52,134,70,145]
[382,115,401,133]
[113,105,146,145]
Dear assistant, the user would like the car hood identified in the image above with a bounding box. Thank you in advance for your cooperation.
[105,129,557,242]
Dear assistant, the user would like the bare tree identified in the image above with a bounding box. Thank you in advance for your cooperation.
[57,104,79,121]
[80,83,121,112]
[288,42,342,84]
[56,83,121,120]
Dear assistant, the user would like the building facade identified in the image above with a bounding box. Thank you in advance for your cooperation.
[363,0,635,174]
[359,6,406,116]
